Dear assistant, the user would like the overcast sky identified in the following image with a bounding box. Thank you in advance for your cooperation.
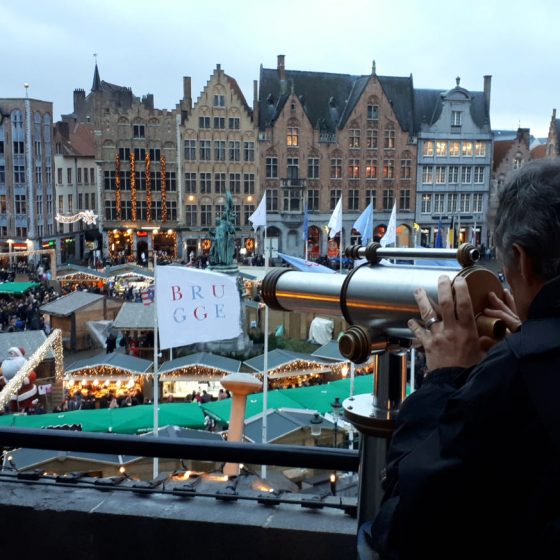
[3,0,557,137]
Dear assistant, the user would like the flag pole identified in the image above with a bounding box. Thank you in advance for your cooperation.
[339,204,343,274]
[152,252,160,478]
[261,299,269,480]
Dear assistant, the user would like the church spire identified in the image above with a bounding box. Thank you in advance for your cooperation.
[91,54,101,92]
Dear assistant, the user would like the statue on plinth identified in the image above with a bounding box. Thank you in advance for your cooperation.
[209,192,237,268]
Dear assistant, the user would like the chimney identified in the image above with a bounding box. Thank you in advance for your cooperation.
[73,88,85,116]
[252,79,258,122]
[183,76,192,102]
[553,108,557,120]
[277,54,286,81]
[483,75,492,109]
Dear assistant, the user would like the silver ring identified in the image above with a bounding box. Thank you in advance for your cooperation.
[424,316,440,331]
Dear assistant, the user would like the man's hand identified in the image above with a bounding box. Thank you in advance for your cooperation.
[408,275,485,373]
[484,289,521,334]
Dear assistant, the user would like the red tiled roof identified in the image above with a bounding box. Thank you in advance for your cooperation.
[531,144,547,159]
[493,140,513,171]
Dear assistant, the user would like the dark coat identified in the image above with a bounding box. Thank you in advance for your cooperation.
[370,276,560,560]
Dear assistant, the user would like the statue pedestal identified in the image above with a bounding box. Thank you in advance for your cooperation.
[208,263,239,276]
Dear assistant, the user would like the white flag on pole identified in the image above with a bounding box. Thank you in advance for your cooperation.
[328,197,343,239]
[249,192,267,231]
[155,266,241,350]
[380,202,397,247]
[353,202,374,244]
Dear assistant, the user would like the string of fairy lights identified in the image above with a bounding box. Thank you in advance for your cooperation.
[130,152,137,222]
[115,154,121,220]
[145,153,152,222]
[161,155,167,223]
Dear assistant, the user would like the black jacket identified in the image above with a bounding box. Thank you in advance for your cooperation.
[371,276,560,560]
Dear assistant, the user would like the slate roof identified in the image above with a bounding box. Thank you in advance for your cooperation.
[9,448,137,470]
[311,341,345,362]
[159,352,242,375]
[65,352,153,375]
[112,302,155,330]
[57,264,109,279]
[243,348,332,374]
[493,140,514,171]
[0,331,54,360]
[40,291,104,317]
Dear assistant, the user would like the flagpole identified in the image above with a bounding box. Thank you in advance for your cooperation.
[261,300,269,480]
[339,204,343,274]
[153,252,160,478]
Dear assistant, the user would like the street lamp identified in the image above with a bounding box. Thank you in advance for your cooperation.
[331,397,343,448]
[309,412,323,441]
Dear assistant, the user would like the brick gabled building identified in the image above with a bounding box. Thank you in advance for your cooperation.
[545,108,560,157]
[257,56,417,258]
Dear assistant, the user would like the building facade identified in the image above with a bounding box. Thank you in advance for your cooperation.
[0,97,56,258]
[414,77,493,248]
[257,56,418,259]
[179,65,259,259]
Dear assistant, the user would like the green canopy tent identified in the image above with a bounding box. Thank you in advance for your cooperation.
[0,282,40,295]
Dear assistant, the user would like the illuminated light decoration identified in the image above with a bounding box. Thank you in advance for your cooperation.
[115,153,122,219]
[201,238,212,251]
[161,155,167,223]
[145,153,152,223]
[158,365,232,381]
[58,272,106,284]
[0,329,64,409]
[245,238,255,252]
[55,210,98,225]
[130,152,137,222]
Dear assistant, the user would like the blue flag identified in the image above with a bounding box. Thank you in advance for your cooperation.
[278,253,336,274]
[302,202,309,242]
[435,217,443,248]
[353,202,374,244]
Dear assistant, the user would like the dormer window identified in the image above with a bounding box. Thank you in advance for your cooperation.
[451,111,462,127]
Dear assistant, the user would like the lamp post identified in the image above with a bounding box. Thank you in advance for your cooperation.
[309,412,323,445]
[331,396,342,448]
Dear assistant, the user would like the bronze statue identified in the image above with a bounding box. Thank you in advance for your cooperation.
[210,192,236,266]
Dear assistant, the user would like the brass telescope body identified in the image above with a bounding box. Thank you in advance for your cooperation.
[261,243,505,363]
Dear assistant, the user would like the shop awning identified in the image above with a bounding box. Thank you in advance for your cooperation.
[243,348,336,378]
[159,352,242,380]
[0,282,40,295]
[65,352,153,377]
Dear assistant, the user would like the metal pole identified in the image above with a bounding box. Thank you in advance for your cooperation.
[410,348,416,393]
[261,304,269,480]
[350,361,355,397]
[153,253,160,477]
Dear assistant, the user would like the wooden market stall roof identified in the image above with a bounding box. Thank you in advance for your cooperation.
[40,291,105,317]
[159,352,242,379]
[57,264,109,281]
[106,264,154,279]
[65,352,153,376]
[0,331,55,360]
[311,341,346,362]
[0,281,40,295]
[243,348,335,378]
[112,302,155,330]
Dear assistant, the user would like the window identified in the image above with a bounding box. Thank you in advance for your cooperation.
[473,193,483,213]
[200,205,212,226]
[421,193,432,214]
[200,172,211,193]
[243,173,255,194]
[367,105,379,120]
[400,158,411,179]
[475,142,486,157]
[330,189,342,210]
[0,195,6,214]
[449,166,459,184]
[382,189,394,210]
[229,173,241,193]
[184,172,197,192]
[349,129,360,149]
[184,140,196,160]
[149,148,161,161]
[214,140,226,161]
[474,166,484,183]
[0,165,4,185]
[422,166,433,183]
[57,168,62,185]
[399,189,410,210]
[365,159,377,179]
[451,111,462,126]
[307,158,319,179]
[447,193,457,213]
[449,141,460,157]
[435,166,446,184]
[78,193,82,210]
[90,193,96,211]
[67,168,72,184]
[243,205,255,226]
[134,148,146,161]
[383,159,394,179]
[68,194,73,212]
[384,127,395,149]
[243,142,255,162]
[15,227,27,238]
[213,117,225,129]
[460,193,470,213]
[423,141,434,157]
[267,189,278,212]
[513,155,523,170]
[229,117,240,130]
[283,189,301,212]
[15,194,26,214]
[199,116,211,129]
[148,171,160,190]
[287,158,299,179]
[348,189,359,211]
[366,129,378,149]
[266,157,278,178]
[348,159,360,179]
[307,189,319,211]
[214,173,226,193]
[436,142,447,157]
[84,168,89,184]
[133,125,145,139]
[229,141,240,161]
[330,158,342,179]
[462,142,473,157]
[461,166,472,183]
[366,189,376,209]
[90,168,95,185]
[434,193,444,213]
[13,141,24,154]
[287,127,299,147]
[199,140,211,160]
[118,148,130,160]
[213,94,225,107]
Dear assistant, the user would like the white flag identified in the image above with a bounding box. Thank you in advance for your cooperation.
[380,203,397,247]
[328,197,343,239]
[353,202,374,244]
[155,266,241,350]
[249,192,267,231]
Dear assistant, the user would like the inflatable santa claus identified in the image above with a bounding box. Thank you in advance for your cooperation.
[0,347,38,412]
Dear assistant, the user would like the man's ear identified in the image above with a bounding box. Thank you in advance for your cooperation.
[513,243,536,283]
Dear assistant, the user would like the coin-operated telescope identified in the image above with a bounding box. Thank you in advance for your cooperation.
[260,243,505,522]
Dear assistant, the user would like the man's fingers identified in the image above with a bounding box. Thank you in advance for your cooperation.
[408,319,429,346]
[438,275,456,325]
[414,288,437,320]
[453,276,476,326]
